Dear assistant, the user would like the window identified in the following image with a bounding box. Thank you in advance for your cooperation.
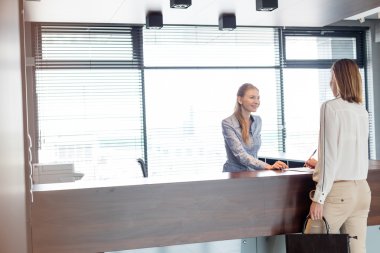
[32,24,145,180]
[143,26,281,176]
[281,29,373,157]
[30,24,372,181]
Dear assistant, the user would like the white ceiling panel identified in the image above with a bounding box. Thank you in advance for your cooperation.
[24,0,380,27]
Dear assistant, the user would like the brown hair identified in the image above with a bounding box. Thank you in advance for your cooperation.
[233,83,258,144]
[331,59,363,103]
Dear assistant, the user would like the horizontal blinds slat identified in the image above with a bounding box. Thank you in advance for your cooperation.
[282,29,366,67]
[35,25,142,68]
[285,36,357,60]
[144,26,280,67]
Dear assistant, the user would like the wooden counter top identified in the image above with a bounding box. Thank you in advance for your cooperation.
[31,161,380,253]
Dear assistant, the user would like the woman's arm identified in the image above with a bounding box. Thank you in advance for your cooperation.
[312,102,339,204]
[222,119,287,170]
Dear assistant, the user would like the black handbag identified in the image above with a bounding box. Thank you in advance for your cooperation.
[285,215,350,253]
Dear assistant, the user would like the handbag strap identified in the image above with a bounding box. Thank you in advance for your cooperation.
[302,214,330,234]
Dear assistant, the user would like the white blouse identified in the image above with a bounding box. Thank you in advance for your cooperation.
[312,97,369,204]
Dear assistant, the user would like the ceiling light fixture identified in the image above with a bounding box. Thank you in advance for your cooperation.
[170,0,192,9]
[146,11,163,29]
[256,0,278,11]
[219,14,236,31]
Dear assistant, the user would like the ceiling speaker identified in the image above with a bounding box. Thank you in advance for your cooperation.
[170,0,192,9]
[146,12,163,29]
[256,0,278,11]
[219,14,236,31]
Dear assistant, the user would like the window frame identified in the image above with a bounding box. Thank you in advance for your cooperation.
[28,23,372,180]
[281,27,366,68]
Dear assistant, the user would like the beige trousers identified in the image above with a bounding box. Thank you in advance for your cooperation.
[305,180,371,253]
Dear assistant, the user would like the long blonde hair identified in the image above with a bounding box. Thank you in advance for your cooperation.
[233,83,258,144]
[331,59,363,103]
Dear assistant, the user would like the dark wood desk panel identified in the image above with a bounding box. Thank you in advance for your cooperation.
[368,160,380,224]
[31,163,380,253]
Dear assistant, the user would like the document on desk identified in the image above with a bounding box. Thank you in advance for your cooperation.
[283,167,314,173]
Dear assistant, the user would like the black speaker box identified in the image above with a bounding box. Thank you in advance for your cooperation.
[170,0,192,9]
[146,12,163,29]
[256,0,278,11]
[219,14,236,31]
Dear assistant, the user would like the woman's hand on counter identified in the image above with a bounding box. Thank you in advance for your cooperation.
[265,160,288,170]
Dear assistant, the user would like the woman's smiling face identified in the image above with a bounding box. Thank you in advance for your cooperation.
[238,87,260,114]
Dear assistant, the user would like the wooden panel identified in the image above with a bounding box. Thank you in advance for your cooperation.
[368,160,380,224]
[31,164,380,253]
[0,1,29,253]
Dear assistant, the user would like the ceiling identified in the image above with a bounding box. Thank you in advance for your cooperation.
[24,0,380,27]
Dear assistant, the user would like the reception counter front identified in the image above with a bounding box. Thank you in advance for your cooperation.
[31,161,380,253]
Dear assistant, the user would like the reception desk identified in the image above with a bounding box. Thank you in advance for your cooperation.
[31,161,380,253]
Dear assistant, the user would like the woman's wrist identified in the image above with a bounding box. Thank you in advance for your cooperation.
[264,164,272,170]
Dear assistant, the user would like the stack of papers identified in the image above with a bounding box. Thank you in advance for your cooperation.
[283,167,314,173]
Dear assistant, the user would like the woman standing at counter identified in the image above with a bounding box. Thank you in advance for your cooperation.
[222,83,287,172]
[306,59,371,253]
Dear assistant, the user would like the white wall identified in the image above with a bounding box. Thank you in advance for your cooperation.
[371,21,380,158]
[0,0,28,252]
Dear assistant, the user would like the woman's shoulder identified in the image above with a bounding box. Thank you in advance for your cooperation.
[323,97,340,105]
[222,114,236,122]
[222,114,239,128]
[251,114,262,124]
[323,97,363,109]
[321,97,341,110]
[251,114,261,120]
[222,114,234,125]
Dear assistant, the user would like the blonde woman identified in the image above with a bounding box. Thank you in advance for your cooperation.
[222,83,287,172]
[306,59,371,253]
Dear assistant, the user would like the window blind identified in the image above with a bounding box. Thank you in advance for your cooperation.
[33,24,145,181]
[282,29,365,68]
[365,32,376,159]
[30,24,372,180]
[282,29,373,157]
[144,26,279,67]
[143,26,282,176]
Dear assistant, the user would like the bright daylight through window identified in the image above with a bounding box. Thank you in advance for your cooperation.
[30,24,373,182]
